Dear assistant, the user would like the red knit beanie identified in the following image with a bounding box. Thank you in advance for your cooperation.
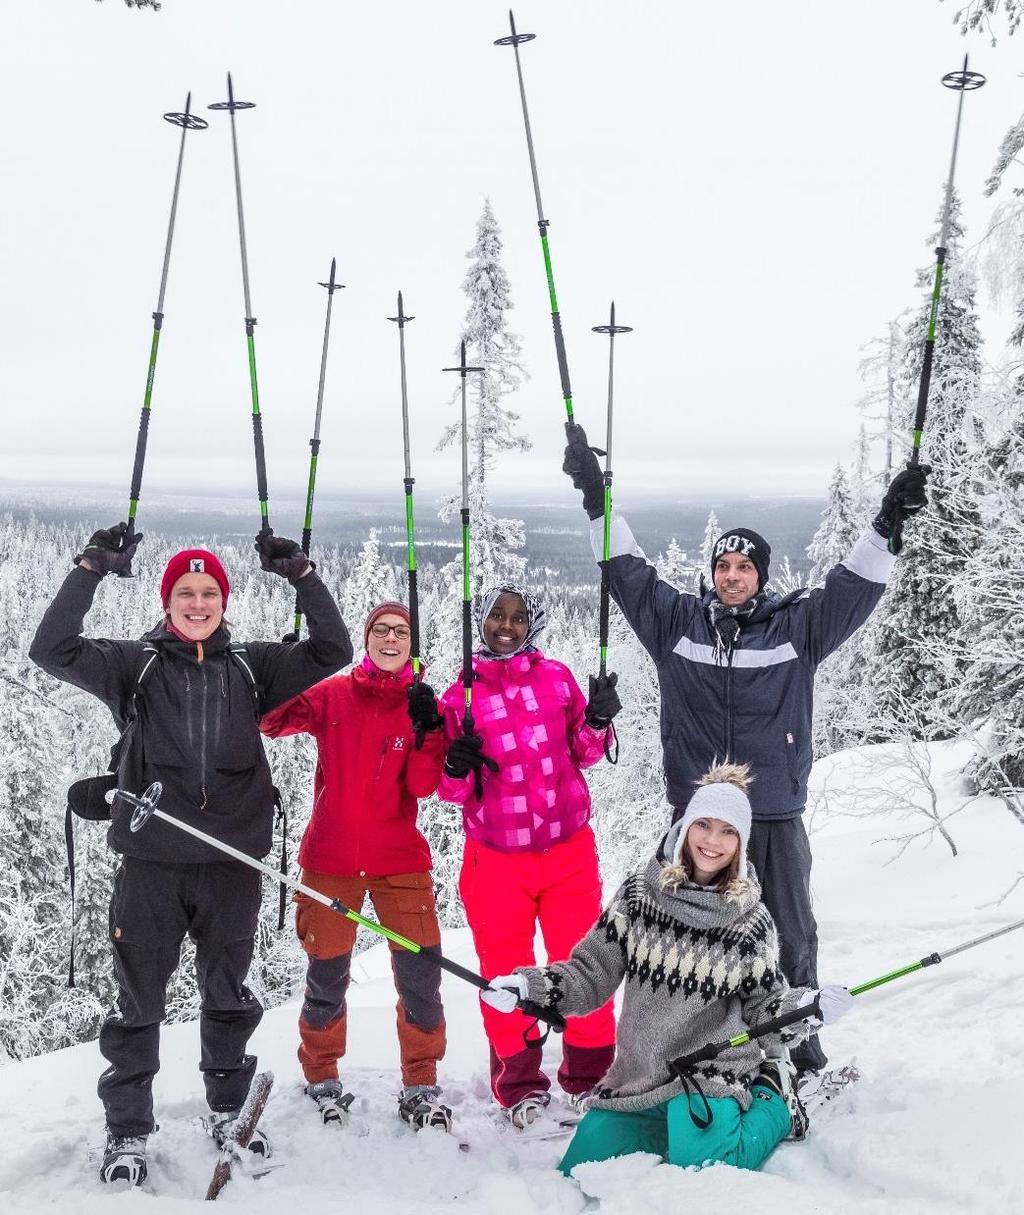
[160,549,230,608]
[364,600,411,647]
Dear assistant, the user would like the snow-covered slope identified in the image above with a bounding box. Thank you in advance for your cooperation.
[2,743,1022,1213]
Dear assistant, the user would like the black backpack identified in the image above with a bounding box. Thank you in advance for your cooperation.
[64,643,289,987]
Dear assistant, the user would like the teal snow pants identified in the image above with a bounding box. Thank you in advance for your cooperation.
[558,1084,790,1176]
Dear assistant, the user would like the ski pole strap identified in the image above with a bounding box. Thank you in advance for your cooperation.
[517,997,567,1048]
[603,720,619,766]
[664,1063,714,1130]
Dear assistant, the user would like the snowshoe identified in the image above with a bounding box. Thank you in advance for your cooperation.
[99,1133,148,1187]
[305,1078,355,1127]
[204,1108,272,1162]
[507,1090,551,1131]
[799,1062,861,1111]
[397,1084,453,1132]
[563,1088,595,1116]
[756,1056,810,1142]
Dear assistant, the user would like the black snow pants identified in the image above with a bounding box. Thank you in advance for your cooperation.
[98,857,264,1137]
[748,816,827,1076]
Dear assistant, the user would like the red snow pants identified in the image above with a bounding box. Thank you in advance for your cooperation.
[459,825,616,1108]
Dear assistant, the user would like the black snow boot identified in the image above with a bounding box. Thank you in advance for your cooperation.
[205,1108,272,1159]
[397,1084,452,1132]
[756,1055,809,1142]
[305,1078,355,1126]
[99,1132,148,1186]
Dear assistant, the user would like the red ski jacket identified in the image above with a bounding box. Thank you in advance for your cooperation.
[260,657,445,876]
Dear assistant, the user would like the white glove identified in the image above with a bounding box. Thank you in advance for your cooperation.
[480,973,528,1014]
[799,984,855,1026]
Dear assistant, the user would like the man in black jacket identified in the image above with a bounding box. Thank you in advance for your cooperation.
[562,425,928,1081]
[30,524,352,1184]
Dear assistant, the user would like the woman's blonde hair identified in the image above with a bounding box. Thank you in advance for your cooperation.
[661,760,753,899]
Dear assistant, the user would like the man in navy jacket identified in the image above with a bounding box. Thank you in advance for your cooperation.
[563,424,928,1077]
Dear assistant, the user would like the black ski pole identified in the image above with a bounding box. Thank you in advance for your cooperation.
[495,10,575,424]
[290,258,344,640]
[897,56,985,550]
[590,302,631,762]
[208,74,272,535]
[443,342,485,746]
[114,782,565,1031]
[387,291,423,682]
[666,917,1024,1075]
[124,93,208,559]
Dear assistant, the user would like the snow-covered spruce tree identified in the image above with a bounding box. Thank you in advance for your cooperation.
[947,129,1024,798]
[654,538,693,590]
[864,192,985,740]
[695,509,720,593]
[857,317,909,486]
[436,199,530,601]
[340,529,401,633]
[806,463,860,588]
[952,398,1024,797]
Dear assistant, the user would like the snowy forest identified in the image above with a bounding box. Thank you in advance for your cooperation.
[3,136,1024,1069]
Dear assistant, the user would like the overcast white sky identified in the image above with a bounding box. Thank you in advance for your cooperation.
[2,0,1022,517]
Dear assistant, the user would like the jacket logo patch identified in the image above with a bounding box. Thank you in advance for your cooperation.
[189,558,205,573]
[392,737,405,751]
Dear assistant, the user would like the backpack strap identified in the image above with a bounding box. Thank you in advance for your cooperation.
[66,643,161,989]
[227,644,262,716]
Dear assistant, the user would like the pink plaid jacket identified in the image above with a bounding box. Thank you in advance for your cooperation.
[438,650,608,852]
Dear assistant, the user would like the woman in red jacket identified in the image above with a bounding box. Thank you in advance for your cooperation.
[260,601,449,1131]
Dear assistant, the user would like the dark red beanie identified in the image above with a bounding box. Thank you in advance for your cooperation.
[364,600,410,647]
[160,549,230,608]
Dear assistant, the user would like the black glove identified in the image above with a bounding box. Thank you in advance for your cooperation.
[444,732,499,780]
[872,465,931,555]
[407,680,443,749]
[584,672,622,729]
[562,422,606,521]
[255,530,313,581]
[74,522,143,578]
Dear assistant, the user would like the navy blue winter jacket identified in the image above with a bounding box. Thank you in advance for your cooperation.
[594,516,895,821]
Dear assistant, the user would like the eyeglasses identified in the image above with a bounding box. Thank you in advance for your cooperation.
[370,622,411,639]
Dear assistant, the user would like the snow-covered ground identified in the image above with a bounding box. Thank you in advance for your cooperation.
[2,742,1022,1213]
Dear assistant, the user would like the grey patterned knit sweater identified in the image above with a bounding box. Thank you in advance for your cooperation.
[517,858,809,1113]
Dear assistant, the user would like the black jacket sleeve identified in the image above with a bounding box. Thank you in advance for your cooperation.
[246,571,353,714]
[29,566,140,715]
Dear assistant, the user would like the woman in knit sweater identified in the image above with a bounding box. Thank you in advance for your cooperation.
[438,584,621,1127]
[482,763,854,1173]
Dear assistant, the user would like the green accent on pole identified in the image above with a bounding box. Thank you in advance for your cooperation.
[143,329,161,407]
[303,456,318,530]
[912,428,924,450]
[128,499,140,522]
[405,495,417,572]
[340,903,422,953]
[599,644,608,666]
[926,264,944,342]
[540,232,558,311]
[246,334,261,415]
[602,487,613,563]
[849,960,925,997]
[462,522,471,600]
[412,656,421,677]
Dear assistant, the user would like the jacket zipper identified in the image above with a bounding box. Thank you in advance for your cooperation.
[725,652,735,760]
[786,730,799,794]
[197,644,208,809]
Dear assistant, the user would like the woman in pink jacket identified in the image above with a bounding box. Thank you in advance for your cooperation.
[439,584,621,1128]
